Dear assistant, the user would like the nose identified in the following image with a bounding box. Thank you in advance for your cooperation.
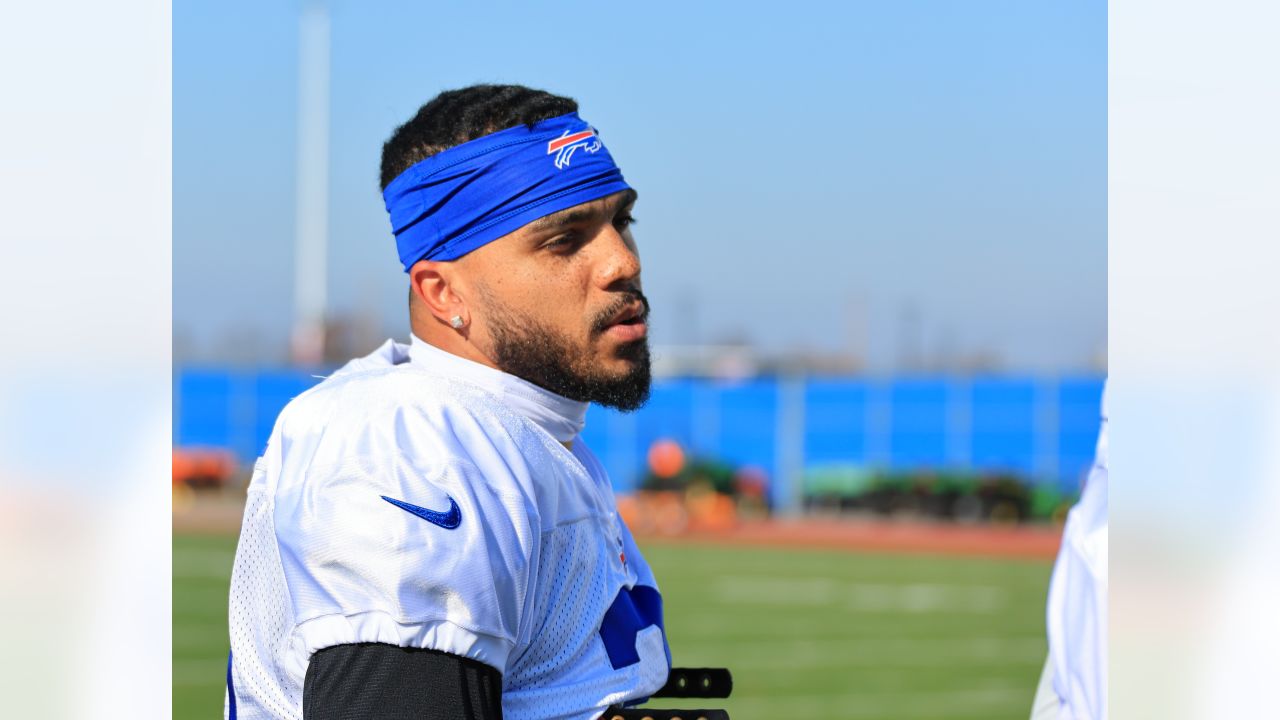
[595,225,641,291]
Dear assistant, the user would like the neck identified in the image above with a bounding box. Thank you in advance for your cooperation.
[410,321,501,371]
[407,334,588,444]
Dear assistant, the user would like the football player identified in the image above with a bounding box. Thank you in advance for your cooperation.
[225,85,673,720]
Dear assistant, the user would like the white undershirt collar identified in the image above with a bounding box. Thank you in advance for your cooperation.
[408,334,588,443]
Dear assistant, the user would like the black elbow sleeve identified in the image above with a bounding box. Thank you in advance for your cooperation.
[303,643,503,720]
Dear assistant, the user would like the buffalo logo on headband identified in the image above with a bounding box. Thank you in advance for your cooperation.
[384,113,630,269]
[547,128,602,169]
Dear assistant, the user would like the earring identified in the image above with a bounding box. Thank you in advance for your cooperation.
[450,315,464,329]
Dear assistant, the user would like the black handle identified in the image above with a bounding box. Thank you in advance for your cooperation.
[650,668,733,699]
[601,708,729,720]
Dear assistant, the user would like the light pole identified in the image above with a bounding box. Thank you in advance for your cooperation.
[290,1,330,365]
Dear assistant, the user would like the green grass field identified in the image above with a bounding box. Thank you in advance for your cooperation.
[175,533,1050,719]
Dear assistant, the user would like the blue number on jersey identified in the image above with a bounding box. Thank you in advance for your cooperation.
[599,585,666,669]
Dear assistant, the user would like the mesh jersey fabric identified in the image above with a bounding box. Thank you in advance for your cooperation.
[225,340,670,720]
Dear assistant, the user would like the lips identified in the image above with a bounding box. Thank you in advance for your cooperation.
[608,303,645,327]
[605,317,647,342]
[600,301,648,341]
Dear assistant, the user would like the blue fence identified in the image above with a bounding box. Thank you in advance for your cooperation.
[175,370,1104,505]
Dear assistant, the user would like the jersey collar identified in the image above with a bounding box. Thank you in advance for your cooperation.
[407,334,588,443]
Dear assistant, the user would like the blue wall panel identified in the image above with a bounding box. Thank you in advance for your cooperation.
[634,379,696,465]
[804,381,870,465]
[889,379,949,467]
[176,370,236,448]
[717,380,778,472]
[969,378,1037,475]
[174,368,1105,496]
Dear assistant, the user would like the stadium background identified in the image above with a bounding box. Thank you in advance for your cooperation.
[174,1,1106,718]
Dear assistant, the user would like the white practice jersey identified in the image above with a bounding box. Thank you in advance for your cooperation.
[1042,385,1108,720]
[225,339,670,720]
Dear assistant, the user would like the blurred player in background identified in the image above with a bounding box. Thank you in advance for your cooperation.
[224,85,671,719]
[1031,384,1109,719]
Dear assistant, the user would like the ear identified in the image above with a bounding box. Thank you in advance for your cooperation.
[409,259,467,328]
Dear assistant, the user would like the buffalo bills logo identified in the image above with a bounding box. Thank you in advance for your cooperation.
[547,128,602,169]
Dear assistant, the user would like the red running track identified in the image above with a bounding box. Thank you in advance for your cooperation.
[635,518,1061,560]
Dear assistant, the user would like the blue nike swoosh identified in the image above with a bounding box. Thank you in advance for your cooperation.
[381,494,462,529]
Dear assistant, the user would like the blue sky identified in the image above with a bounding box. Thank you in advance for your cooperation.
[175,0,1106,371]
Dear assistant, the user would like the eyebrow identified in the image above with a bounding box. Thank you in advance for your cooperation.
[527,188,638,233]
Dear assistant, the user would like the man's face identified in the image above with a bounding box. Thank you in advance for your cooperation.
[458,189,651,410]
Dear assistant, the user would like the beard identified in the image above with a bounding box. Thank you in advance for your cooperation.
[483,290,652,412]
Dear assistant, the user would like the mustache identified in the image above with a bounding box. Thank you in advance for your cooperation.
[590,289,651,335]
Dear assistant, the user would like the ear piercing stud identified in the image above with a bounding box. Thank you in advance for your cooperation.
[450,315,464,329]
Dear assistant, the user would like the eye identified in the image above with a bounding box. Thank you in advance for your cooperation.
[543,232,581,252]
[614,214,638,231]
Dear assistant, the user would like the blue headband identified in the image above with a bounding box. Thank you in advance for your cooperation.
[382,112,631,270]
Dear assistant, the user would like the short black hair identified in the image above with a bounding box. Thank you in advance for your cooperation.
[380,84,578,190]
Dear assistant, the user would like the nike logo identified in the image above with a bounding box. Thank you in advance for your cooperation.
[381,494,462,529]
